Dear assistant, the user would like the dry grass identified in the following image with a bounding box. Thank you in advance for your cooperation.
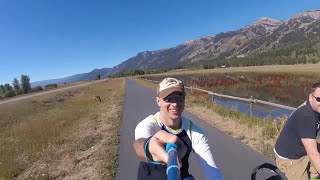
[132,77,285,159]
[0,80,92,102]
[0,78,125,180]
[56,80,92,88]
[137,63,320,77]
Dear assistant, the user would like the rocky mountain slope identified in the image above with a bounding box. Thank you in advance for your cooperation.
[110,10,320,74]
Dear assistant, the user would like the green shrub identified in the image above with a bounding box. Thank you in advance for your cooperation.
[45,84,58,89]
[15,89,24,95]
[4,90,16,98]
[30,86,43,93]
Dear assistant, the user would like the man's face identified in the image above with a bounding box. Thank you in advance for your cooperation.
[156,91,185,121]
[309,88,320,113]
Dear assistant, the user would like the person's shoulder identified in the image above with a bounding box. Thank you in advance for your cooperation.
[135,112,161,139]
[138,112,160,126]
[295,101,307,110]
[143,114,155,121]
[181,117,204,134]
[288,101,314,122]
[295,101,314,116]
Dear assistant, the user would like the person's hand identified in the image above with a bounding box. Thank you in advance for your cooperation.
[148,130,187,167]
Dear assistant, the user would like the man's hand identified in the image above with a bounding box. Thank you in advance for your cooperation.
[148,130,187,166]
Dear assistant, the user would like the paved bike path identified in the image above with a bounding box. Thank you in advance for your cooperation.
[115,78,274,180]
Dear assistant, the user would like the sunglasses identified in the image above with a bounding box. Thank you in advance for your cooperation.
[312,94,320,102]
[163,94,185,103]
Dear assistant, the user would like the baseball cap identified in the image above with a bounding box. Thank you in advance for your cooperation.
[157,77,185,98]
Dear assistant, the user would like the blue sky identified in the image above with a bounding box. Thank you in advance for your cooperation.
[0,0,318,84]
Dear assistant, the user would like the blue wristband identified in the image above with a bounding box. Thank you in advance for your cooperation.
[144,136,161,165]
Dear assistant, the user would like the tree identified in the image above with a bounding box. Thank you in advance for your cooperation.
[21,75,31,93]
[45,84,57,89]
[0,85,4,94]
[4,90,16,98]
[12,78,20,92]
[30,86,43,93]
[2,84,15,98]
[4,83,13,93]
[96,74,100,80]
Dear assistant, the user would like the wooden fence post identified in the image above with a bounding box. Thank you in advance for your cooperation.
[249,96,253,117]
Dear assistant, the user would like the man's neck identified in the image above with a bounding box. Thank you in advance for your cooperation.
[159,112,182,130]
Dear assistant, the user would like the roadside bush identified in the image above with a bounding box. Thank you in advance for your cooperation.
[45,84,58,89]
[262,124,279,139]
[4,90,16,98]
[30,86,43,93]
[15,89,24,95]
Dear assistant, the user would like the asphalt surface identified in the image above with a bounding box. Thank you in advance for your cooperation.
[115,78,276,180]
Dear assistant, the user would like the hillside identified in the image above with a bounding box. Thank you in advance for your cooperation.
[110,10,320,74]
[31,68,112,87]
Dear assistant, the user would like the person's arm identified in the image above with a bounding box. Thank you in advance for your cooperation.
[191,125,224,180]
[301,138,320,173]
[133,116,158,163]
[133,130,187,165]
[133,138,148,162]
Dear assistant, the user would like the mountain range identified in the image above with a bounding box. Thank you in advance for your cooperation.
[32,10,320,86]
[31,68,112,87]
[110,9,320,74]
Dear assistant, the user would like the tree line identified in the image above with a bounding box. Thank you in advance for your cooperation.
[109,69,167,78]
[0,73,106,99]
[195,39,320,69]
[0,75,32,99]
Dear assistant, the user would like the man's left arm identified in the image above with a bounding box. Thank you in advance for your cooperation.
[302,138,320,174]
[191,125,224,180]
[133,138,148,162]
[298,113,320,173]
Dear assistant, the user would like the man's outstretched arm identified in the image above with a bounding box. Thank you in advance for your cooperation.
[133,138,148,162]
[190,124,224,180]
[133,130,187,165]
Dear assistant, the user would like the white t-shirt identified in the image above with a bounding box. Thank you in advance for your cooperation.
[135,111,224,180]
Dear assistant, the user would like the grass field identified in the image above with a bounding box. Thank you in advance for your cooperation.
[0,78,125,180]
[143,64,320,108]
[0,81,91,103]
[150,64,320,76]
